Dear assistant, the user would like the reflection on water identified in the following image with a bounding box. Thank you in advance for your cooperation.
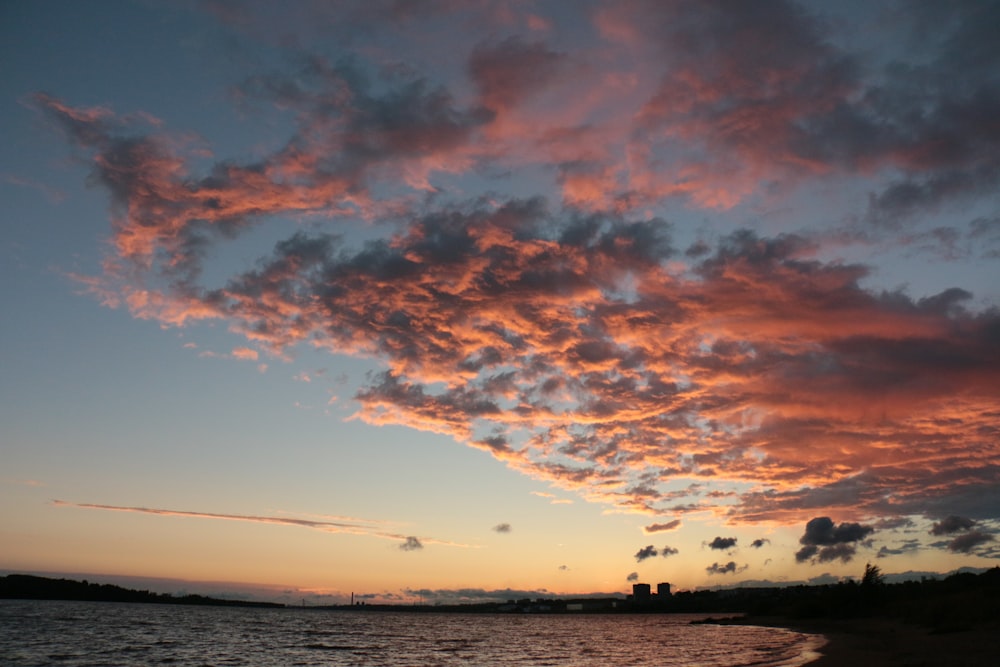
[0,599,824,666]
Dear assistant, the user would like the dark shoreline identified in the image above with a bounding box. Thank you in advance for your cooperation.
[733,615,999,666]
[0,574,282,608]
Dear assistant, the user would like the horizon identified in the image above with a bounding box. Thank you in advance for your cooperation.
[2,1,999,605]
[3,562,992,607]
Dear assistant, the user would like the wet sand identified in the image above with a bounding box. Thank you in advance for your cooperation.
[748,616,998,666]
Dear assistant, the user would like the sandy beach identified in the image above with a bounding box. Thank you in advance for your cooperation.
[748,616,999,666]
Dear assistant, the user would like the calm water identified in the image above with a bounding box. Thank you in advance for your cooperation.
[0,599,824,666]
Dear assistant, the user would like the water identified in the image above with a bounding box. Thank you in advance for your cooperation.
[0,599,824,666]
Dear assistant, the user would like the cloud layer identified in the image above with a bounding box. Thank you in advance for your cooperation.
[34,0,1000,529]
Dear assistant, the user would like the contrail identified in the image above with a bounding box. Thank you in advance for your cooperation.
[51,500,474,548]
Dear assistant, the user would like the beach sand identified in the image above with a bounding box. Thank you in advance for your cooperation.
[748,616,998,666]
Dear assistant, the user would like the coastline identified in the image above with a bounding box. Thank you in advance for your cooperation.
[739,615,998,666]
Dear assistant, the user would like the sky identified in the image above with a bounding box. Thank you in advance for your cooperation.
[1,0,999,605]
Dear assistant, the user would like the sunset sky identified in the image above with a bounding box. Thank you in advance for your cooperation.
[2,0,999,604]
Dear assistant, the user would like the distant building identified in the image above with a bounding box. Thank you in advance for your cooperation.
[657,582,672,597]
[632,583,651,600]
[566,599,619,612]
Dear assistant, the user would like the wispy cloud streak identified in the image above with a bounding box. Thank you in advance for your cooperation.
[51,501,470,548]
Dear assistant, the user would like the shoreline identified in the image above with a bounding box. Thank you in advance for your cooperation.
[737,615,998,666]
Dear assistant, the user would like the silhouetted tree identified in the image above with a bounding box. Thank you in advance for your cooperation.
[861,562,884,588]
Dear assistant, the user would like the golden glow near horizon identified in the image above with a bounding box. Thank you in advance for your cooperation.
[2,1,999,604]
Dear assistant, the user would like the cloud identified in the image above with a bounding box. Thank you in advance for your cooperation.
[643,520,681,534]
[814,543,859,564]
[626,572,639,582]
[52,169,1000,524]
[924,515,996,554]
[597,1,1000,218]
[874,517,916,531]
[795,517,874,564]
[946,531,994,554]
[1,172,65,202]
[661,545,679,557]
[876,540,921,558]
[52,500,469,548]
[3,478,45,487]
[399,536,423,551]
[706,561,747,576]
[634,545,658,562]
[35,1,1000,531]
[930,515,976,535]
[231,347,258,361]
[800,517,874,545]
[492,523,511,533]
[750,538,770,549]
[468,36,566,113]
[707,537,737,551]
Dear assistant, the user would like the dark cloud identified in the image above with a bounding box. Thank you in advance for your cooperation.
[874,517,916,531]
[661,545,679,557]
[707,536,737,551]
[626,572,639,582]
[602,0,1000,222]
[795,517,874,563]
[399,536,423,551]
[238,55,493,168]
[558,565,569,571]
[946,530,994,554]
[926,513,998,554]
[795,544,819,563]
[706,561,746,576]
[877,540,921,558]
[492,523,511,533]
[800,517,874,546]
[643,520,681,534]
[968,215,1000,258]
[469,36,566,112]
[930,515,976,535]
[814,543,858,564]
[634,545,658,562]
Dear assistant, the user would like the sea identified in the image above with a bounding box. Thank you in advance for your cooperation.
[0,599,825,666]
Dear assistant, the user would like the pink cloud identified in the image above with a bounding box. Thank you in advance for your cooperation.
[231,347,259,361]
[34,2,1000,528]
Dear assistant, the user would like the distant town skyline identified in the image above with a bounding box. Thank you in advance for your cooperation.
[2,0,999,604]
